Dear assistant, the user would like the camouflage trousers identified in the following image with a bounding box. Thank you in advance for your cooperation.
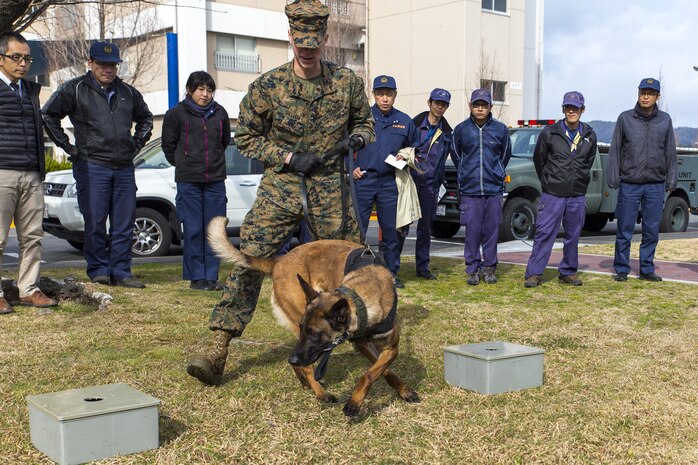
[208,178,360,333]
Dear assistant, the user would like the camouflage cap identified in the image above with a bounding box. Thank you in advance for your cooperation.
[285,0,330,49]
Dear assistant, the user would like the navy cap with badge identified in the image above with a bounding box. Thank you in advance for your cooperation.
[638,77,660,92]
[89,41,122,63]
[562,91,585,108]
[372,75,397,90]
[429,88,451,104]
[470,88,492,105]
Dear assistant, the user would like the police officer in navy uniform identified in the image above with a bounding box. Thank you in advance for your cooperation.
[403,88,454,280]
[352,75,418,288]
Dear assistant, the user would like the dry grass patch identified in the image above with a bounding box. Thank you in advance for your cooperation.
[582,238,698,262]
[1,258,697,464]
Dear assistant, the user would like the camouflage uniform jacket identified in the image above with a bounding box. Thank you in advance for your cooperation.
[234,60,374,213]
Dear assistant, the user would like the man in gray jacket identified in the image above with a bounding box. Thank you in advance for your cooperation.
[607,78,677,282]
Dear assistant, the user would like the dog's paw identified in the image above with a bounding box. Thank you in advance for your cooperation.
[343,401,360,417]
[403,390,421,403]
[321,394,339,404]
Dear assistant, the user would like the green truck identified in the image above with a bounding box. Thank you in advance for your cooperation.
[433,121,698,242]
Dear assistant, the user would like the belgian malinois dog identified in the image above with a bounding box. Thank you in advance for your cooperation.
[207,217,420,417]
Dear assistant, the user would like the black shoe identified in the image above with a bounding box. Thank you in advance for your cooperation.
[91,275,110,285]
[416,270,437,280]
[205,280,223,291]
[639,272,662,282]
[113,277,145,288]
[392,274,405,289]
[613,273,628,282]
[190,280,207,290]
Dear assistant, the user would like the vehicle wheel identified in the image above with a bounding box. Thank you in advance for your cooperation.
[500,197,537,242]
[659,196,689,233]
[583,214,608,232]
[132,207,172,257]
[431,221,461,239]
[67,240,84,251]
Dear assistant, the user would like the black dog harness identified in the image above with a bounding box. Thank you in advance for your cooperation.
[313,250,398,381]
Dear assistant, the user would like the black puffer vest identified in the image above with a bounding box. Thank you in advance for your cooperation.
[0,80,40,173]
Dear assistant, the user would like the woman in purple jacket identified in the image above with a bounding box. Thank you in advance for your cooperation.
[162,71,231,291]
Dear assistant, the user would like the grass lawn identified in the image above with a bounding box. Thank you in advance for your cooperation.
[1,240,697,464]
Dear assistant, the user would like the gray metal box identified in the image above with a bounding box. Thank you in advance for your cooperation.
[443,341,544,394]
[26,383,160,465]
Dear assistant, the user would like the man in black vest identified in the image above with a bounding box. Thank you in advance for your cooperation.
[0,32,58,313]
[43,42,153,288]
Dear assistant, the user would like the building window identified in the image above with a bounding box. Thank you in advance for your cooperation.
[481,79,506,103]
[215,35,260,73]
[482,0,506,13]
[328,0,349,16]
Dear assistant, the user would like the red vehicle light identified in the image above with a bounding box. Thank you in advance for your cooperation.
[517,119,556,127]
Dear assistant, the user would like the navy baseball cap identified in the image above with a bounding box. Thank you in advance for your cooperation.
[470,89,492,105]
[562,91,585,108]
[429,88,451,104]
[638,77,660,92]
[89,42,122,63]
[373,75,397,90]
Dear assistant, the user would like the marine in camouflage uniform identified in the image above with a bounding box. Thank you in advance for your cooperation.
[187,0,375,386]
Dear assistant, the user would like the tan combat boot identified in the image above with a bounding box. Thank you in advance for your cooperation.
[186,329,235,386]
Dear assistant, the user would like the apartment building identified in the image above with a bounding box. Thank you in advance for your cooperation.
[27,0,541,138]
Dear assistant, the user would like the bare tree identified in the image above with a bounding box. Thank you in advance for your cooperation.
[321,0,365,82]
[471,40,507,121]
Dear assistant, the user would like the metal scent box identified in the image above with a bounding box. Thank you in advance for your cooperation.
[27,383,160,465]
[443,341,544,394]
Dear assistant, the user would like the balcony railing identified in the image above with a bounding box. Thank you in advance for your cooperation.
[214,51,261,73]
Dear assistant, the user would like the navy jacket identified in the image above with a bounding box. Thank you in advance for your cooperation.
[534,120,597,197]
[0,79,46,178]
[162,100,231,183]
[356,105,418,177]
[411,111,453,190]
[607,103,677,189]
[452,113,512,196]
[43,72,153,169]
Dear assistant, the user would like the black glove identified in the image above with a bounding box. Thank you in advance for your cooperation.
[288,152,324,175]
[337,134,365,153]
[66,145,79,162]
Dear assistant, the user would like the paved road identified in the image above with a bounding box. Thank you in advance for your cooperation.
[2,216,697,270]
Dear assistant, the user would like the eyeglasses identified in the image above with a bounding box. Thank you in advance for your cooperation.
[563,105,582,113]
[0,54,34,64]
[638,90,659,97]
[472,102,490,109]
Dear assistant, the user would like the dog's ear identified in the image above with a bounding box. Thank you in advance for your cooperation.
[328,299,349,329]
[297,274,319,303]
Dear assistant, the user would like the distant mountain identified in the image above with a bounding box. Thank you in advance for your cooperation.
[587,120,698,148]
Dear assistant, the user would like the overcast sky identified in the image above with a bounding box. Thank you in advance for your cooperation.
[542,0,698,127]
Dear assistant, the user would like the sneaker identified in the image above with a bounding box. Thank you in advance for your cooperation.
[392,274,405,289]
[416,270,437,280]
[91,275,110,285]
[639,272,662,282]
[466,272,480,286]
[205,280,223,291]
[613,273,628,282]
[112,277,146,289]
[481,267,498,284]
[558,274,582,286]
[0,297,14,314]
[19,290,58,308]
[524,275,543,288]
[190,280,207,290]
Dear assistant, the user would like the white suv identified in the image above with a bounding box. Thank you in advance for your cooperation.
[42,137,263,257]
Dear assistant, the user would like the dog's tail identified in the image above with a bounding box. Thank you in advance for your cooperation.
[207,216,275,274]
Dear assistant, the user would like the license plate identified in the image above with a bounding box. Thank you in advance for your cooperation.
[44,204,49,219]
[436,205,446,216]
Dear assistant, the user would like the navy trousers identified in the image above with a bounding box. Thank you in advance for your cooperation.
[460,194,502,275]
[73,159,136,281]
[176,181,226,281]
[614,182,664,275]
[399,183,438,273]
[525,193,586,278]
[355,174,401,274]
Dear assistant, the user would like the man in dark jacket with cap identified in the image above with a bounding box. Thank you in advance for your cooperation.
[524,91,597,288]
[607,78,677,282]
[404,88,453,280]
[43,41,153,289]
[0,32,58,314]
[186,0,374,387]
